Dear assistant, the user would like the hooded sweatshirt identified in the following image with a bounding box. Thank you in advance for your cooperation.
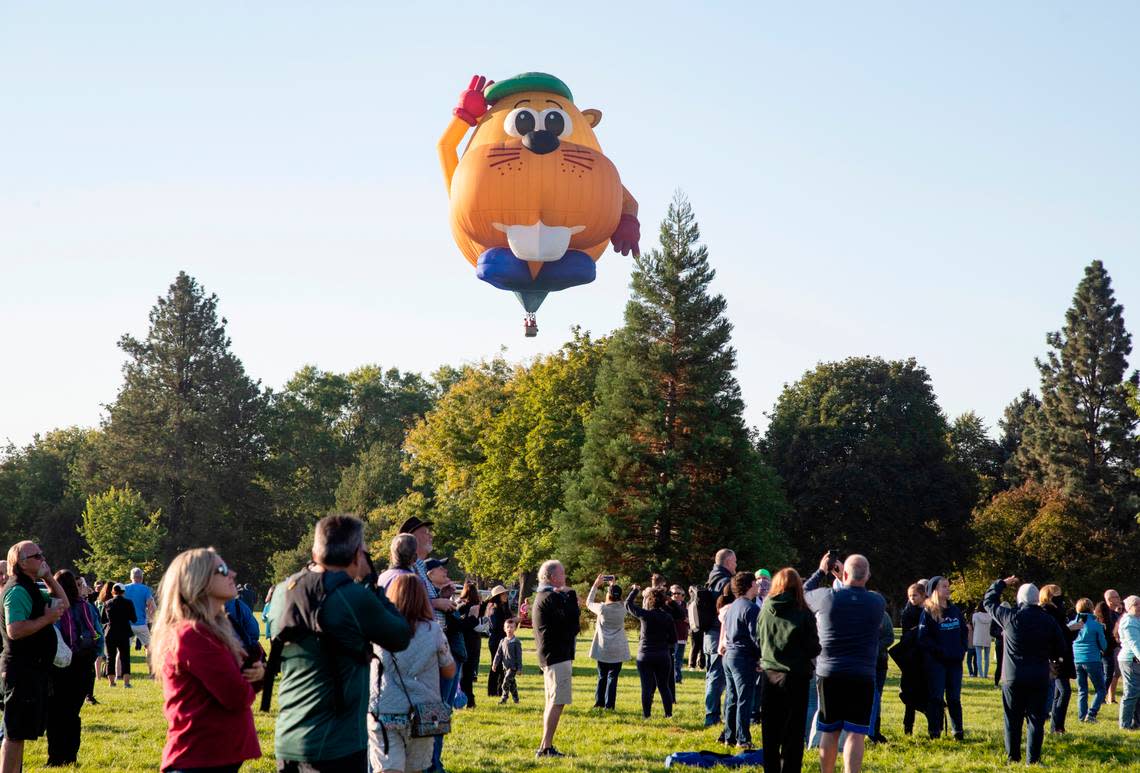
[917,602,968,663]
[758,592,820,675]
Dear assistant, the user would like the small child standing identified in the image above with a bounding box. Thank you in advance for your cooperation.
[492,617,523,704]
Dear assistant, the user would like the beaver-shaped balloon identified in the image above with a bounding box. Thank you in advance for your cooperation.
[438,73,640,335]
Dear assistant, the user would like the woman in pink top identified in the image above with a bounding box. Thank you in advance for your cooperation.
[152,548,263,773]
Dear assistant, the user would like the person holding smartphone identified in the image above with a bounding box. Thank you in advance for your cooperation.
[1,541,69,773]
[586,573,629,709]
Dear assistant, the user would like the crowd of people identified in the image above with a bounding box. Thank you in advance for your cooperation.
[3,526,1140,772]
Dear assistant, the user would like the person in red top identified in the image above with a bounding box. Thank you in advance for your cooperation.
[151,548,263,773]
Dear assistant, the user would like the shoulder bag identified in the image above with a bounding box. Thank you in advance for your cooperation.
[390,653,451,737]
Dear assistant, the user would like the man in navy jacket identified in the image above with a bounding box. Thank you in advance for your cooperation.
[983,576,1066,766]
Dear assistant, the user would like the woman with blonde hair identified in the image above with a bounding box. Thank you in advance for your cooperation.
[369,573,455,773]
[152,548,262,773]
[917,576,968,739]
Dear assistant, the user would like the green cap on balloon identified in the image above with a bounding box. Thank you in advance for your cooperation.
[485,72,573,104]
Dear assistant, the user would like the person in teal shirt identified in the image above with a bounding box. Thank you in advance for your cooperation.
[265,515,411,773]
[1,541,69,772]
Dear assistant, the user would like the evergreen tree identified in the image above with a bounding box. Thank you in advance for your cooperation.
[998,390,1041,488]
[97,272,273,578]
[1014,261,1140,526]
[560,193,789,582]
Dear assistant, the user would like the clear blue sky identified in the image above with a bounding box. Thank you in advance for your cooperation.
[3,2,1138,447]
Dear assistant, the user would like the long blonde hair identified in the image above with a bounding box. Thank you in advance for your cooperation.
[152,548,244,669]
[923,580,950,623]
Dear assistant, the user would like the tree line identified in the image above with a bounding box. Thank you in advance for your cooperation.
[2,195,1137,605]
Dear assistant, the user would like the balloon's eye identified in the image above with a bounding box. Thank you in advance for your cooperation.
[504,108,537,137]
[540,109,572,138]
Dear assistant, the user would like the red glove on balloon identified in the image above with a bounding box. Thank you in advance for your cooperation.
[610,214,641,256]
[454,74,493,126]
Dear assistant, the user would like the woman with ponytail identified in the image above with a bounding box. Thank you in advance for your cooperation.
[152,548,262,773]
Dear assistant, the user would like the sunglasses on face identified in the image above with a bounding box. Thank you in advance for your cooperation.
[23,552,45,561]
[215,563,231,577]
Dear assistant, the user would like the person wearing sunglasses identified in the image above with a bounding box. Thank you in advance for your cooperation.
[152,548,263,773]
[1,541,70,773]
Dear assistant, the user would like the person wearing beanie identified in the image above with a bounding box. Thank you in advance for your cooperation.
[916,575,968,740]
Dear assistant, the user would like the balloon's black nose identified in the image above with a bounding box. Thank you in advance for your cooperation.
[523,130,560,155]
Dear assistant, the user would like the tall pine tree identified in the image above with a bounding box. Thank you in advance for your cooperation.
[1013,260,1140,526]
[560,193,789,582]
[97,272,273,578]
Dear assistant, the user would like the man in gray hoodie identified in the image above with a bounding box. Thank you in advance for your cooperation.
[703,548,736,727]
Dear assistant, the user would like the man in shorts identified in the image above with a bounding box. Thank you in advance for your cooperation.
[804,552,885,773]
[122,567,155,674]
[532,559,580,759]
[1,542,69,773]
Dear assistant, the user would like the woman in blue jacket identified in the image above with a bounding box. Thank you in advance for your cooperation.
[917,575,968,739]
[1071,597,1108,722]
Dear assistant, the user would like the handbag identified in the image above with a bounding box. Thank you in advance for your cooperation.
[474,617,491,636]
[53,626,73,668]
[390,654,451,737]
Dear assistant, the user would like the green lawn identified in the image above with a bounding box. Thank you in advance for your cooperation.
[20,631,1140,771]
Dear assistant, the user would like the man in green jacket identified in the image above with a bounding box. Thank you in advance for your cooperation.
[266,516,411,773]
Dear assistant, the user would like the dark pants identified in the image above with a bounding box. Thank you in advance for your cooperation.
[460,647,479,709]
[903,705,916,733]
[966,647,977,677]
[595,661,623,709]
[276,749,366,773]
[107,637,131,677]
[46,657,91,764]
[486,637,503,697]
[1002,681,1049,763]
[1050,677,1071,732]
[689,630,705,669]
[761,670,808,773]
[994,638,1004,685]
[925,657,963,738]
[636,654,674,718]
[723,653,757,745]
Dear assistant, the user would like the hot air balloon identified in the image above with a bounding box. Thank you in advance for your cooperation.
[437,72,640,336]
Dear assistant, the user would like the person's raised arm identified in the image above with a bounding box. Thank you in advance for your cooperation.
[625,587,646,619]
[983,577,1014,627]
[586,576,604,615]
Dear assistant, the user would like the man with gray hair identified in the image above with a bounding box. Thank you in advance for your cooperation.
[121,567,155,674]
[983,575,1066,765]
[702,548,736,728]
[803,552,884,773]
[266,514,411,772]
[531,559,580,758]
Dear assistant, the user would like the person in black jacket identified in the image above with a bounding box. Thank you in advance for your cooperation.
[703,548,736,727]
[983,577,1067,765]
[626,586,678,719]
[917,575,968,739]
[1039,584,1079,733]
[457,581,483,709]
[484,585,510,699]
[532,559,580,759]
[897,582,926,735]
[101,583,137,688]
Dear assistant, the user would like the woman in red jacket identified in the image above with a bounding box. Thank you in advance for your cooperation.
[151,548,263,773]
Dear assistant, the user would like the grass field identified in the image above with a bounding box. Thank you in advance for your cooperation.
[19,629,1140,772]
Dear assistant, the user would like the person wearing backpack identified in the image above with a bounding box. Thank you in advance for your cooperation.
[265,515,412,773]
[45,569,102,767]
[700,548,736,727]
